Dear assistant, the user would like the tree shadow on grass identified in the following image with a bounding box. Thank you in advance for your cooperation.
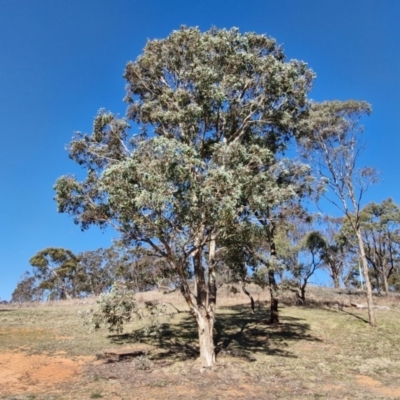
[302,302,370,324]
[339,309,369,323]
[107,303,320,363]
[213,304,320,358]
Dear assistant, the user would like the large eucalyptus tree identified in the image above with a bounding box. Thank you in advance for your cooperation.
[54,27,314,366]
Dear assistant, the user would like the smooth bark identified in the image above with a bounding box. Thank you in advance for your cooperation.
[196,311,216,367]
[356,230,376,326]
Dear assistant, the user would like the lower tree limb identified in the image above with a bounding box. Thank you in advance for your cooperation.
[241,283,255,313]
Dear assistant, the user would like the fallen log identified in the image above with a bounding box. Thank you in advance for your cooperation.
[96,346,152,362]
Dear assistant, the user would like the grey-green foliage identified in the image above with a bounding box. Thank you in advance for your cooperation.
[54,26,313,288]
[124,27,313,147]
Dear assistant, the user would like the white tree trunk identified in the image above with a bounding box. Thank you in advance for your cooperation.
[356,231,376,327]
[197,311,215,367]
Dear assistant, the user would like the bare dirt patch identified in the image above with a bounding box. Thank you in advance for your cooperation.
[0,351,93,395]
[356,375,400,398]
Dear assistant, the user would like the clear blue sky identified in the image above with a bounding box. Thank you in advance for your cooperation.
[1,0,399,300]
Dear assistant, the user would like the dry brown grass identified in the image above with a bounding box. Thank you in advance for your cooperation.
[1,287,400,399]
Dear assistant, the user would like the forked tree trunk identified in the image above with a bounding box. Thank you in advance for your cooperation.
[180,282,216,367]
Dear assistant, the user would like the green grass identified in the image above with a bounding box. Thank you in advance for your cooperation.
[0,304,117,356]
[89,394,103,399]
[1,291,400,399]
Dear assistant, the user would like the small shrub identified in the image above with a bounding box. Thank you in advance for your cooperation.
[134,355,152,370]
[79,284,174,339]
[79,284,138,333]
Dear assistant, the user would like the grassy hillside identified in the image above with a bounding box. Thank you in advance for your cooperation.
[1,288,400,399]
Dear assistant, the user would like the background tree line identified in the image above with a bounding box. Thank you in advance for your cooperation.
[13,196,400,303]
[11,245,175,302]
